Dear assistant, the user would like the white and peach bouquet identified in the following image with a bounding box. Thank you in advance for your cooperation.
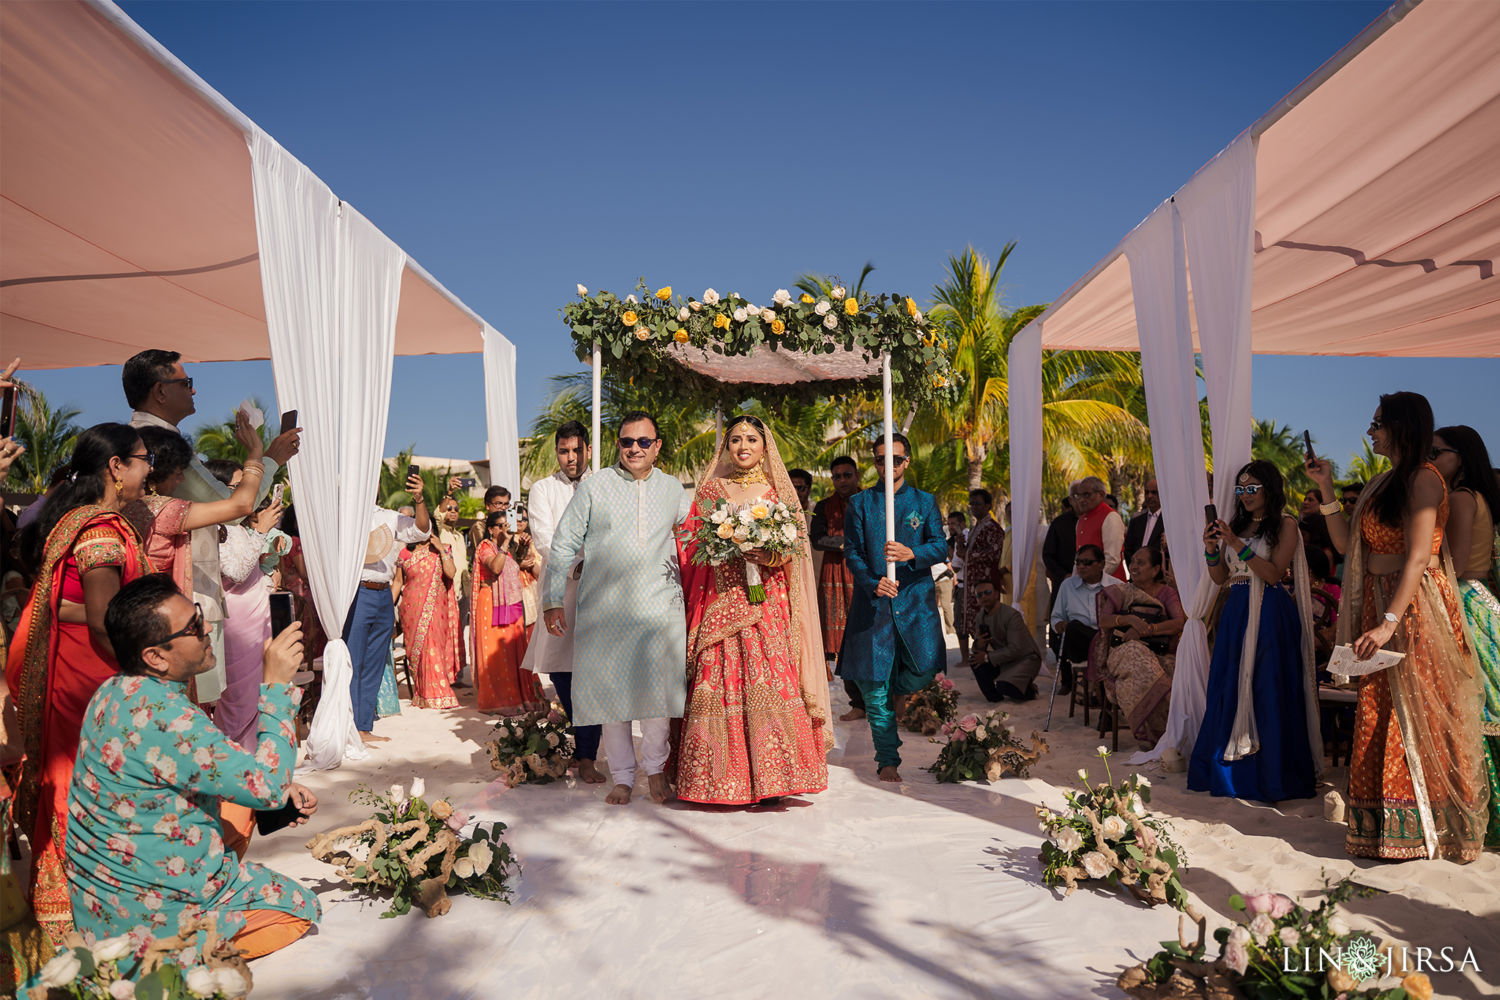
[687,495,804,603]
[24,915,249,998]
[1035,747,1186,909]
[926,708,1047,783]
[487,707,574,785]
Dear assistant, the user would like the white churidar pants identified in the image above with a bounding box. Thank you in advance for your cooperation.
[600,719,671,787]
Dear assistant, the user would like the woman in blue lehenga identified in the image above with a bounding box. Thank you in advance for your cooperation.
[1189,460,1320,802]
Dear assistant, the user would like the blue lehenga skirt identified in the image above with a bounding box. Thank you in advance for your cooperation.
[1188,582,1316,802]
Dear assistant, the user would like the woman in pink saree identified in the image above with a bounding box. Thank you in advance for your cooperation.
[1091,545,1185,748]
[677,415,829,806]
[397,537,460,709]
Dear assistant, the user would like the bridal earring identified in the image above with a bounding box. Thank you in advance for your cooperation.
[114,476,124,497]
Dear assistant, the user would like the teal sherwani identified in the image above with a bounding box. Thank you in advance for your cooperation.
[838,480,947,767]
[544,465,690,726]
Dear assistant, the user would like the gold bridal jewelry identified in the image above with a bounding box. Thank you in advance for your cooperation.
[727,464,768,486]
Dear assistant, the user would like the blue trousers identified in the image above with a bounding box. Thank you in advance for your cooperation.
[852,633,938,769]
[344,585,395,732]
[549,672,601,761]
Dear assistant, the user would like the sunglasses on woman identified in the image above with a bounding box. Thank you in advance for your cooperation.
[618,436,657,451]
[1428,446,1456,460]
[1234,484,1263,496]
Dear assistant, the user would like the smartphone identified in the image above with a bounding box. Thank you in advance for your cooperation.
[506,509,519,532]
[0,385,15,438]
[279,409,298,435]
[406,463,420,484]
[1302,429,1315,462]
[459,476,476,490]
[269,590,295,638]
[1204,503,1219,534]
[272,483,285,506]
[255,798,305,836]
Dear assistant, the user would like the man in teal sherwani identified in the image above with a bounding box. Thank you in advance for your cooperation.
[839,432,948,781]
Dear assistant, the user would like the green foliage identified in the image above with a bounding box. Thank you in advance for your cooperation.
[3,385,82,493]
[377,447,460,510]
[486,708,574,785]
[1342,440,1391,487]
[188,400,289,486]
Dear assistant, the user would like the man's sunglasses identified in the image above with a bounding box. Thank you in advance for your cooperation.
[154,603,206,647]
[875,454,908,465]
[1074,557,1100,566]
[1234,484,1264,496]
[158,376,194,391]
[618,436,658,451]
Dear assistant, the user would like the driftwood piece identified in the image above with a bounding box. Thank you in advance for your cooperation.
[306,819,388,885]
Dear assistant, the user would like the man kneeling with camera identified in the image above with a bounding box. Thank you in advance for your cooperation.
[65,574,320,959]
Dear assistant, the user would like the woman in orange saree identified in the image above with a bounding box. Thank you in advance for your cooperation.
[677,415,829,806]
[1310,392,1488,862]
[471,513,545,715]
[7,424,154,941]
[397,538,460,709]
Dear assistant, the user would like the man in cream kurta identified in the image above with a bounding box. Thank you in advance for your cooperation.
[543,413,690,806]
[125,349,299,702]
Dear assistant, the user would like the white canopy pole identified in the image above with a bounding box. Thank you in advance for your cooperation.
[591,341,602,473]
[882,352,895,582]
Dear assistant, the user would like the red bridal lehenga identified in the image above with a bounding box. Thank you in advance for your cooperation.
[676,428,831,805]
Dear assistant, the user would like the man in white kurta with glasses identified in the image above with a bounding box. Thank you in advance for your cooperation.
[543,410,691,807]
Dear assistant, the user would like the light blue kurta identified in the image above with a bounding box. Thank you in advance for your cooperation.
[544,466,690,725]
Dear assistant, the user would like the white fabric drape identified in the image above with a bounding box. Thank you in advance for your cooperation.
[1125,202,1215,763]
[1008,322,1044,612]
[250,129,406,771]
[481,324,521,496]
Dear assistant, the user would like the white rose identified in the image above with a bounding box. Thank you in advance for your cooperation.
[974,726,988,741]
[1100,815,1128,841]
[831,286,846,299]
[546,732,560,747]
[1096,745,1109,756]
[773,289,791,306]
[1077,768,1088,781]
[576,283,588,296]
[625,294,637,304]
[184,965,218,997]
[822,314,838,330]
[913,309,924,324]
[760,308,776,323]
[730,291,740,298]
[110,981,138,1000]
[468,841,494,871]
[453,857,476,879]
[212,967,248,997]
[1079,851,1111,879]
[388,783,408,811]
[678,306,690,322]
[92,934,133,963]
[703,288,720,305]
[409,777,426,800]
[39,949,81,987]
[1051,826,1084,853]
[1328,914,1350,938]
[814,300,831,316]
[1228,925,1250,947]
[690,300,702,312]
[1134,774,1151,788]
[733,308,748,323]
[1249,912,1276,944]
[1278,926,1300,948]
[781,523,798,543]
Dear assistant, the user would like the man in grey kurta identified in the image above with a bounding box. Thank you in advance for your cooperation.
[542,411,690,805]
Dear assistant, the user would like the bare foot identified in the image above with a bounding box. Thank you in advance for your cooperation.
[605,783,633,805]
[359,731,390,744]
[578,759,606,784]
[892,693,910,719]
[648,773,675,804]
[839,707,866,721]
[878,765,902,783]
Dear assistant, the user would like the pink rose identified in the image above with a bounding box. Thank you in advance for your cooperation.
[445,810,472,833]
[958,715,979,733]
[1244,890,1295,919]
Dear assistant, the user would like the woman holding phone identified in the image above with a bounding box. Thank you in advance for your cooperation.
[1307,392,1487,862]
[471,511,546,714]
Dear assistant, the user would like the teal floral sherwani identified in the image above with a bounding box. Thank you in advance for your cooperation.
[543,465,692,726]
[66,675,320,945]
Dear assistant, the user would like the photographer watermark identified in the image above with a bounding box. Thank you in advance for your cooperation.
[1283,933,1481,982]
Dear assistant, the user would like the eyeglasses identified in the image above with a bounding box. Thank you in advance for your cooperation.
[1074,557,1100,566]
[875,454,908,465]
[618,436,658,451]
[1367,419,1384,433]
[1234,484,1264,496]
[127,451,155,468]
[1070,489,1101,499]
[1428,446,1456,460]
[157,376,194,391]
[153,603,206,648]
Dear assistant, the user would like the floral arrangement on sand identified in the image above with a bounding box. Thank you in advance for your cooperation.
[925,708,1047,783]
[27,915,249,999]
[685,496,805,602]
[486,707,574,785]
[306,779,518,919]
[561,280,960,408]
[900,673,958,734]
[1035,747,1187,910]
[1118,878,1440,1000]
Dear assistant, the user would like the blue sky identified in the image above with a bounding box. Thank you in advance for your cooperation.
[21,0,1498,478]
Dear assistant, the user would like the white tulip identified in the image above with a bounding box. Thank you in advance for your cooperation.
[822,314,838,330]
[814,300,831,316]
[831,286,846,299]
[388,783,408,810]
[678,307,690,322]
[212,967,248,997]
[703,288,720,305]
[733,308,748,323]
[409,777,426,800]
[91,934,133,963]
[39,950,81,987]
[576,283,588,296]
[1096,745,1109,756]
[760,308,776,323]
[1077,768,1088,781]
[773,289,792,306]
[184,965,218,997]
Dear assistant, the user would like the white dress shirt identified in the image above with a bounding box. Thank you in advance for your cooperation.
[1049,574,1121,631]
[361,507,430,584]
[521,469,590,675]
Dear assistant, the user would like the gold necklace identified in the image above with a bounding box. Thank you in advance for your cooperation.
[726,464,768,486]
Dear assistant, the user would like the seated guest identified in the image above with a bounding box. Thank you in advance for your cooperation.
[1049,544,1119,692]
[67,574,319,957]
[1094,545,1185,747]
[967,578,1041,701]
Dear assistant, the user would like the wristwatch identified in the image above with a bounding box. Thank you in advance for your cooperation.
[1383,611,1399,624]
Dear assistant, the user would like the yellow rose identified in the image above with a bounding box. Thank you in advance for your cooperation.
[655,286,672,301]
[431,799,454,819]
[634,326,650,341]
[799,293,814,304]
[673,328,690,344]
[621,310,639,326]
[716,522,735,539]
[1401,973,1433,1000]
[713,313,730,330]
[770,319,786,335]
[905,296,918,317]
[1326,967,1356,993]
[843,297,859,316]
[750,504,770,519]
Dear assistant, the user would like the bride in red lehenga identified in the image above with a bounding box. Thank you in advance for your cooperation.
[677,414,831,805]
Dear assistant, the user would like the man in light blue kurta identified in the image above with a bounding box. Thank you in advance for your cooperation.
[542,412,690,805]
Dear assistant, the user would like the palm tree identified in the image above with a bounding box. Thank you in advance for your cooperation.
[1343,440,1390,486]
[1250,418,1319,498]
[190,400,275,464]
[377,447,458,510]
[3,387,82,493]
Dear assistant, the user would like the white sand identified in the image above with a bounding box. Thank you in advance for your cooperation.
[248,643,1499,999]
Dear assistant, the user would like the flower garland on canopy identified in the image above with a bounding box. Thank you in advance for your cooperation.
[561,280,962,408]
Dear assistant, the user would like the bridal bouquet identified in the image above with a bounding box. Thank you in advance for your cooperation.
[1035,747,1187,910]
[926,709,1047,783]
[687,496,804,603]
[26,915,250,999]
[307,779,519,919]
[900,673,958,734]
[487,707,574,786]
